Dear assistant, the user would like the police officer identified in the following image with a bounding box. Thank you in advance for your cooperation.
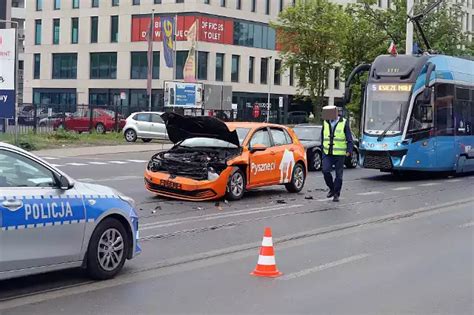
[321,106,354,202]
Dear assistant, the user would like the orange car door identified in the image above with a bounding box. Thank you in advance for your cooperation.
[270,128,295,184]
[248,129,278,186]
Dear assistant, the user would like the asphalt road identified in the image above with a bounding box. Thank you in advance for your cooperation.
[1,150,473,315]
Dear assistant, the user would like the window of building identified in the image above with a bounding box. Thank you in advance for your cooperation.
[90,52,117,79]
[71,18,79,44]
[92,0,99,7]
[334,67,340,90]
[233,21,276,50]
[274,59,281,85]
[54,0,60,10]
[176,51,188,80]
[260,58,268,84]
[73,0,79,8]
[231,55,240,83]
[251,0,256,12]
[176,0,184,3]
[34,54,41,79]
[133,0,140,5]
[35,20,42,45]
[197,51,208,80]
[279,0,284,12]
[387,0,391,8]
[249,56,255,83]
[52,53,77,79]
[36,0,42,11]
[378,0,382,7]
[215,53,224,82]
[112,0,119,6]
[155,0,162,3]
[289,65,294,86]
[111,15,119,42]
[220,0,226,7]
[53,19,60,45]
[130,52,159,79]
[265,0,270,15]
[91,16,98,43]
[236,0,241,9]
[203,0,209,4]
[292,0,296,6]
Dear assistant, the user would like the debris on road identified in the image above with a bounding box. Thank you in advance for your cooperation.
[305,196,314,200]
[276,200,287,204]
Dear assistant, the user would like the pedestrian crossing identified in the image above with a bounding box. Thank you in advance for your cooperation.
[44,159,149,168]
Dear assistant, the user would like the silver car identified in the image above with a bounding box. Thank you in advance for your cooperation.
[123,112,168,143]
[0,142,141,281]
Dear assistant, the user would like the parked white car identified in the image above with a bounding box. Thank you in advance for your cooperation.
[123,112,168,143]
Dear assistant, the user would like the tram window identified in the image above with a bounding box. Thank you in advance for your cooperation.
[409,94,433,132]
[454,100,472,135]
[434,84,454,136]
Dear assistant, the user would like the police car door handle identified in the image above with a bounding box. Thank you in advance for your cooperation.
[2,200,23,211]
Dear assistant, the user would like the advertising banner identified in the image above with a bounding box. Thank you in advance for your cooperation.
[0,29,16,119]
[131,15,233,45]
[164,81,203,108]
[161,16,174,68]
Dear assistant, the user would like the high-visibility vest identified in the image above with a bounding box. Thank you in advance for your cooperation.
[323,118,347,156]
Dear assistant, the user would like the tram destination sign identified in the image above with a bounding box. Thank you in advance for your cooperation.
[371,84,412,92]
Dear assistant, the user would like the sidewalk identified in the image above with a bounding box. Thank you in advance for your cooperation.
[33,143,173,157]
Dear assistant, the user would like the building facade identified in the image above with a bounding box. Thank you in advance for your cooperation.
[23,0,347,120]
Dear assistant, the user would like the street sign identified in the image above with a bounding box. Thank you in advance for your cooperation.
[120,92,126,100]
[0,29,16,119]
[279,96,283,108]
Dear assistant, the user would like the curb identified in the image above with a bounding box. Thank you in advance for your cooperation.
[32,143,173,157]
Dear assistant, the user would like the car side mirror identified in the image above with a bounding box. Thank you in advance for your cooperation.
[250,144,267,153]
[58,175,74,190]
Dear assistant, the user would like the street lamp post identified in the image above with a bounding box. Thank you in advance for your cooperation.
[266,56,273,123]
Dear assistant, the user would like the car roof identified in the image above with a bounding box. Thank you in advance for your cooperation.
[226,122,289,131]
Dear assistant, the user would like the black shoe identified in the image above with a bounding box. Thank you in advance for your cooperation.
[327,191,335,198]
[332,194,340,202]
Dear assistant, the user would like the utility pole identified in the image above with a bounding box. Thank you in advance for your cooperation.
[406,0,414,55]
[266,56,273,123]
[148,9,155,112]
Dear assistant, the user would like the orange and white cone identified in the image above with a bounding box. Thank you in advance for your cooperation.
[251,227,282,278]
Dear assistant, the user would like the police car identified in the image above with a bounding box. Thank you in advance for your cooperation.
[0,142,141,281]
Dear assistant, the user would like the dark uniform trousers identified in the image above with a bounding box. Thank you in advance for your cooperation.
[322,154,345,195]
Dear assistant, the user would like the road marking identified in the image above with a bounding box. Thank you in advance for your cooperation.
[77,175,143,183]
[127,159,148,163]
[65,163,87,166]
[392,186,412,191]
[50,164,63,167]
[418,183,440,187]
[447,179,462,182]
[459,221,474,228]
[108,161,129,164]
[88,161,108,165]
[140,204,303,230]
[278,254,371,281]
[42,157,58,160]
[357,191,381,196]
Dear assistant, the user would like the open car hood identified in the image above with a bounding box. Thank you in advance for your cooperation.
[161,112,240,147]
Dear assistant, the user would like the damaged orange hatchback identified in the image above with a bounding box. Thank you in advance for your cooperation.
[144,113,307,201]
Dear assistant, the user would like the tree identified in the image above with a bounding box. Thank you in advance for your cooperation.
[271,0,348,122]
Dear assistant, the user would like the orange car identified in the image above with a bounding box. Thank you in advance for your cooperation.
[144,113,307,201]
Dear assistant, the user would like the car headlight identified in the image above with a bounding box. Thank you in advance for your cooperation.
[207,167,220,181]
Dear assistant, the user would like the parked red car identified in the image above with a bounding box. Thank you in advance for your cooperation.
[53,109,125,133]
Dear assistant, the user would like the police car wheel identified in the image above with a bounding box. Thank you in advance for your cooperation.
[226,169,245,201]
[87,218,128,280]
[124,129,137,142]
[285,163,305,193]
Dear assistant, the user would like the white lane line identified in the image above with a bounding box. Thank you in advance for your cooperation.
[50,164,63,167]
[42,157,58,160]
[418,183,441,187]
[108,161,129,164]
[140,204,303,230]
[447,179,462,182]
[278,254,371,281]
[127,159,148,163]
[357,191,381,196]
[88,161,108,165]
[65,163,87,166]
[392,186,413,191]
[459,221,474,228]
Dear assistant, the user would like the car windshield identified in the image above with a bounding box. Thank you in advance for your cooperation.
[364,84,411,136]
[179,138,238,149]
[235,128,250,145]
[293,126,321,141]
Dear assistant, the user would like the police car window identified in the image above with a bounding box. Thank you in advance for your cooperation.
[135,113,150,122]
[270,128,289,146]
[151,114,164,123]
[0,151,56,188]
[250,129,272,147]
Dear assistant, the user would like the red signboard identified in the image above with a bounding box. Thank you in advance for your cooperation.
[131,15,233,45]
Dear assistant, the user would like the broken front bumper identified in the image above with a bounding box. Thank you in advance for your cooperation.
[144,167,233,201]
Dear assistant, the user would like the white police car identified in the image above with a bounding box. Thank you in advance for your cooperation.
[0,142,141,281]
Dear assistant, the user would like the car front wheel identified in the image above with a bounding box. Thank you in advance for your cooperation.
[226,169,245,201]
[285,163,306,193]
[95,123,106,134]
[124,129,137,142]
[86,218,128,280]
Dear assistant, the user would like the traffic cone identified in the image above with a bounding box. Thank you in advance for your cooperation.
[251,227,282,278]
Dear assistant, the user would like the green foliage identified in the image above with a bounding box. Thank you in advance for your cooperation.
[271,0,348,122]
[48,130,80,141]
